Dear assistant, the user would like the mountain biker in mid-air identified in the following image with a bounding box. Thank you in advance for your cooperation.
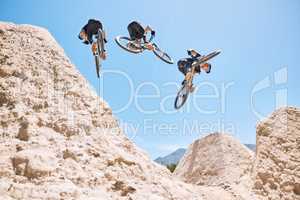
[177,49,211,91]
[78,19,107,59]
[127,21,156,50]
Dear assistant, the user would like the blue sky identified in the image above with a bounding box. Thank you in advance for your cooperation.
[1,0,299,159]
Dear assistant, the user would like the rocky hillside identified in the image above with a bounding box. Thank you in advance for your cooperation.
[253,107,300,200]
[174,133,256,199]
[0,22,247,200]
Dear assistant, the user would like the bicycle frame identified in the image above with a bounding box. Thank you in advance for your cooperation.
[191,57,205,69]
[174,50,220,109]
[185,55,209,91]
[192,50,221,68]
[186,65,196,90]
[130,33,155,51]
[96,29,104,53]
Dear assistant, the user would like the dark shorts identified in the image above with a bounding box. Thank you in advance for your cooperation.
[127,21,145,40]
[178,62,192,75]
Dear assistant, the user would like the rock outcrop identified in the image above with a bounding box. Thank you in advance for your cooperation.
[0,22,242,200]
[253,107,300,200]
[174,133,256,199]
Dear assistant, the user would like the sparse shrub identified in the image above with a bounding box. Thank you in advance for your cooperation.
[166,164,177,173]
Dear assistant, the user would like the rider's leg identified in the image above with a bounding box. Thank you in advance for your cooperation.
[201,63,211,73]
[128,39,141,49]
[184,63,196,93]
[206,63,211,73]
[195,65,201,74]
[91,42,97,55]
[184,63,193,82]
[178,63,186,75]
[185,70,193,82]
[135,39,142,47]
[142,32,154,50]
[102,30,108,43]
[100,51,107,60]
[87,31,94,44]
[90,32,99,54]
[97,30,107,60]
[90,33,105,59]
[178,62,187,85]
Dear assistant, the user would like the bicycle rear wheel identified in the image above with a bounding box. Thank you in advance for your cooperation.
[95,56,100,78]
[200,50,221,63]
[153,43,174,64]
[115,36,143,54]
[174,82,190,109]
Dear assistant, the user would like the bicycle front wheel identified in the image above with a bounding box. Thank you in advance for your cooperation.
[174,83,190,109]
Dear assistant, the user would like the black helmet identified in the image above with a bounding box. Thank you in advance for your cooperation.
[177,59,186,67]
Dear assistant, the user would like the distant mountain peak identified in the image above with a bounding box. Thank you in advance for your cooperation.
[155,148,186,166]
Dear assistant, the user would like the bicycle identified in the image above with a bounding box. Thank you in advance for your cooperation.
[174,50,221,109]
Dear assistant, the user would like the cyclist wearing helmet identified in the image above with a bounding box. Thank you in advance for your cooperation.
[78,19,107,59]
[177,49,211,75]
[177,49,211,90]
[127,21,156,50]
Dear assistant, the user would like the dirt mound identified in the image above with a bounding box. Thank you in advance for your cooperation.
[174,133,256,199]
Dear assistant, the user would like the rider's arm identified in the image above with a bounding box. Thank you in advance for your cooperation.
[144,25,152,34]
[102,29,108,43]
[144,26,155,42]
